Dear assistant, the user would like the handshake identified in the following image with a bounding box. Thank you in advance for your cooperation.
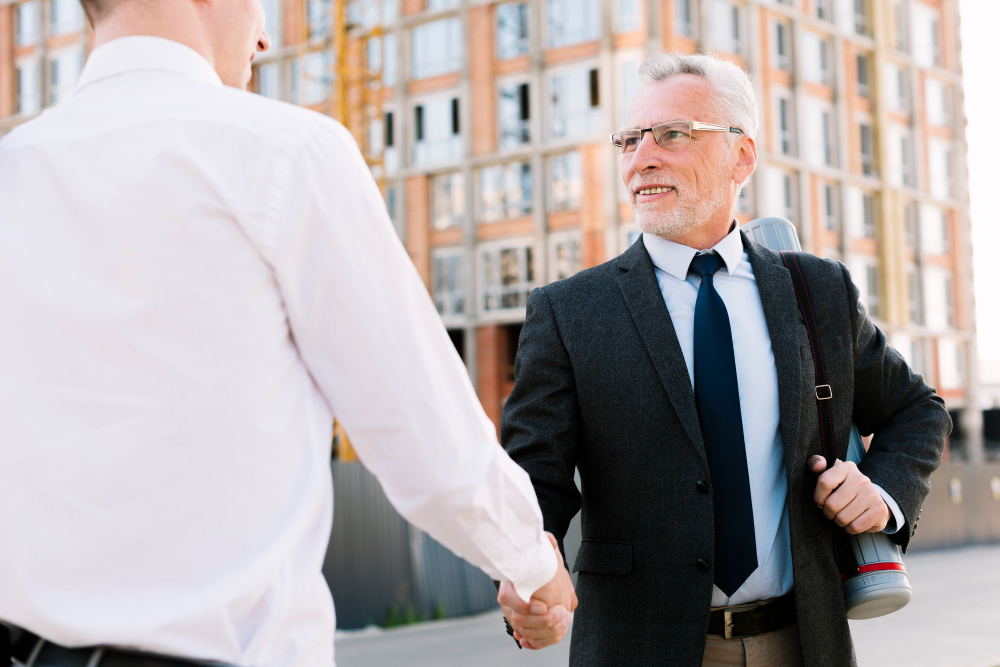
[497,532,578,650]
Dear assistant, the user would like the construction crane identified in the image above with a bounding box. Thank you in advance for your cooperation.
[297,0,387,462]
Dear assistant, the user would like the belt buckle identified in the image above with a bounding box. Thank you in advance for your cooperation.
[723,610,735,640]
[815,384,833,400]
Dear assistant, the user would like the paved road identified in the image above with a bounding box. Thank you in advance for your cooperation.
[334,543,1000,667]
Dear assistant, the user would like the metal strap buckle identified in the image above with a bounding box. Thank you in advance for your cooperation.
[723,610,735,640]
[815,384,833,401]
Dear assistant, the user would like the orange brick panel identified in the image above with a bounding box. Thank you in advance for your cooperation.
[476,324,503,434]
[406,175,432,290]
[470,5,496,157]
[0,5,12,119]
[544,41,600,66]
[581,144,606,268]
[409,71,461,95]
[402,0,425,16]
[476,216,534,240]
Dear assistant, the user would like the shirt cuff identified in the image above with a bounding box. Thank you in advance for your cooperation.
[509,534,559,604]
[872,483,905,535]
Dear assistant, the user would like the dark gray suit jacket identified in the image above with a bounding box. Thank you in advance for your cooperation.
[500,233,950,666]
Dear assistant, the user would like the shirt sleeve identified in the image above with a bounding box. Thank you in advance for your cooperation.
[872,484,905,535]
[265,118,556,603]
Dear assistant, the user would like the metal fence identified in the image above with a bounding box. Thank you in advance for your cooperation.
[322,459,1000,629]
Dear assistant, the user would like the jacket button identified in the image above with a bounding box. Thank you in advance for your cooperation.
[696,558,710,573]
[696,481,709,494]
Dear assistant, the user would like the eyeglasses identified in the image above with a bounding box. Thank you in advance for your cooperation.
[610,120,744,154]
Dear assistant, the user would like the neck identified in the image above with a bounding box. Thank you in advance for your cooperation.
[92,5,214,70]
[671,213,737,251]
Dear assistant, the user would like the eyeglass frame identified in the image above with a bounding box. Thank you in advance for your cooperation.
[609,120,744,154]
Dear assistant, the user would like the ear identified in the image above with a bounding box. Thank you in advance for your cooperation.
[732,135,757,188]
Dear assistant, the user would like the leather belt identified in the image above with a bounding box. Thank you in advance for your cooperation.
[8,629,230,667]
[707,591,796,639]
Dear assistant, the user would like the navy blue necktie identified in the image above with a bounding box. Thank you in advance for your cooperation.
[689,252,757,596]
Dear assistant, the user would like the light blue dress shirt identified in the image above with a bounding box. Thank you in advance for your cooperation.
[641,225,903,607]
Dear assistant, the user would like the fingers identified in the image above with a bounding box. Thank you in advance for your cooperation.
[812,459,854,508]
[497,580,545,616]
[512,607,573,650]
[808,455,827,474]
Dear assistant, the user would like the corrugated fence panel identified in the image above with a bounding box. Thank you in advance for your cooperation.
[324,462,498,629]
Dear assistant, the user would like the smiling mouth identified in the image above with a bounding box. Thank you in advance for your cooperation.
[635,186,675,196]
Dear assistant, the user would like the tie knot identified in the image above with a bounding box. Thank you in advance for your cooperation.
[689,252,725,279]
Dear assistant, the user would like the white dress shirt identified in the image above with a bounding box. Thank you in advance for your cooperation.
[642,225,903,607]
[0,36,555,667]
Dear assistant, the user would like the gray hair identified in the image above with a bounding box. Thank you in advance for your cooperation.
[638,52,760,142]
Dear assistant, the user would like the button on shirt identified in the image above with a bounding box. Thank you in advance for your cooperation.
[642,225,904,607]
[0,37,556,667]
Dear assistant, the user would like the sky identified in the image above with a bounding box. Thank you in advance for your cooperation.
[960,1,1000,383]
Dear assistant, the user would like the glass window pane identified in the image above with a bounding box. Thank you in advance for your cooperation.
[412,18,462,79]
[549,68,601,139]
[548,151,582,211]
[15,1,40,47]
[496,3,530,60]
[547,0,600,48]
[431,172,465,230]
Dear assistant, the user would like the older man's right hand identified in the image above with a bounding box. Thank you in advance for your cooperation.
[497,532,577,650]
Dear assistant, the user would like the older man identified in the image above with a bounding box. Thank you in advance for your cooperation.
[498,52,949,666]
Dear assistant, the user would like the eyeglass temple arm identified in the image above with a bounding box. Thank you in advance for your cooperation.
[692,121,744,134]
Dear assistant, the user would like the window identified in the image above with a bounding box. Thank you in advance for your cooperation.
[676,0,694,37]
[478,161,533,221]
[859,123,874,176]
[736,186,752,216]
[293,51,332,105]
[385,183,402,237]
[496,3,530,60]
[547,0,601,48]
[412,17,462,79]
[925,78,949,126]
[777,95,793,156]
[822,110,834,166]
[856,53,870,97]
[433,250,465,317]
[912,5,941,68]
[481,243,536,311]
[307,0,333,39]
[907,267,923,325]
[618,58,639,125]
[893,0,909,52]
[801,33,831,84]
[920,205,947,255]
[904,201,918,248]
[262,0,283,47]
[549,232,582,281]
[499,82,531,148]
[862,192,876,238]
[50,0,84,35]
[774,22,791,71]
[384,111,395,148]
[15,60,41,116]
[900,133,914,188]
[891,63,909,111]
[383,33,398,86]
[937,339,963,389]
[924,267,952,330]
[15,1,40,47]
[347,0,380,29]
[413,96,463,165]
[782,172,796,221]
[853,0,869,36]
[943,275,954,328]
[427,0,458,9]
[549,151,582,211]
[865,264,880,319]
[616,0,640,33]
[257,63,281,99]
[823,182,838,231]
[816,0,831,21]
[927,139,952,200]
[431,172,465,230]
[709,0,741,53]
[549,67,601,139]
[49,48,84,105]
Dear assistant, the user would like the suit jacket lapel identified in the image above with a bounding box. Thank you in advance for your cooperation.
[742,234,806,477]
[615,238,705,458]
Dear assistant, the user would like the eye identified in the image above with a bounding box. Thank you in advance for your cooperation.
[624,136,639,148]
[665,130,687,139]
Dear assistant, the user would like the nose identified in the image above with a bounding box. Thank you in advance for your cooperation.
[628,130,665,174]
[258,29,272,53]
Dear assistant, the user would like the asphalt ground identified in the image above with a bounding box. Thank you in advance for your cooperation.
[334,542,1000,667]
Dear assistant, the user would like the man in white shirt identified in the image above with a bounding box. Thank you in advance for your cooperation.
[0,0,574,664]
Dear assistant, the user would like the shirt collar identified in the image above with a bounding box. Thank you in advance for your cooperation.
[75,36,223,93]
[643,221,744,281]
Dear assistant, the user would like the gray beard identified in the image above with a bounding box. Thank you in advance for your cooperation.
[633,182,731,243]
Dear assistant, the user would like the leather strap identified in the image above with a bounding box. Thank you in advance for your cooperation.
[707,592,796,638]
[778,252,858,580]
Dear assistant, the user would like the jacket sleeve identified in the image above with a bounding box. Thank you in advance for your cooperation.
[842,262,952,550]
[500,287,583,555]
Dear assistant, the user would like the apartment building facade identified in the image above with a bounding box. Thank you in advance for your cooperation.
[0,0,982,455]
